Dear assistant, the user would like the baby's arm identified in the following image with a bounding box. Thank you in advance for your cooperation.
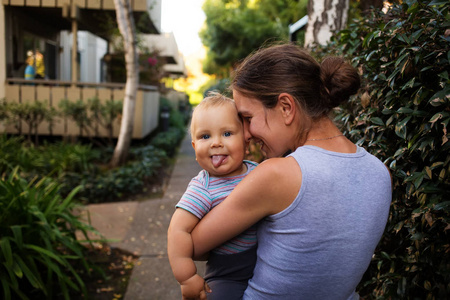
[168,208,210,299]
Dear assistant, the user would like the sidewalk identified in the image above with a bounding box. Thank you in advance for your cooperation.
[82,132,205,299]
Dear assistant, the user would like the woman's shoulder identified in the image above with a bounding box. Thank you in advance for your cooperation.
[244,157,301,214]
[258,156,298,173]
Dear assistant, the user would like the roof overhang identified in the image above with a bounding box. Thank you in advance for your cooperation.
[3,0,160,40]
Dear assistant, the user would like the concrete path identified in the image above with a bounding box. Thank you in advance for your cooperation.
[80,132,205,299]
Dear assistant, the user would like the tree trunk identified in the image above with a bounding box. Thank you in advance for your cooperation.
[304,0,349,48]
[110,0,139,167]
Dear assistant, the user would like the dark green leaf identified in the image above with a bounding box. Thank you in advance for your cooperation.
[15,256,45,291]
[0,238,13,268]
[371,117,385,126]
[434,201,450,211]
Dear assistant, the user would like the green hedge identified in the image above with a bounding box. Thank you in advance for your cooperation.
[316,1,449,298]
[61,145,168,203]
[0,170,99,299]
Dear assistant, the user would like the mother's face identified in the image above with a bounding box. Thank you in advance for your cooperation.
[233,90,288,158]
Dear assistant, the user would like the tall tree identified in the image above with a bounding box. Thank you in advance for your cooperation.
[304,0,349,47]
[200,0,307,76]
[110,0,139,167]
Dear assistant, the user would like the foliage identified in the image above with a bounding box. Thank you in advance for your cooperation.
[0,135,101,178]
[86,97,123,142]
[151,127,185,157]
[4,101,56,142]
[1,98,122,146]
[58,98,123,145]
[62,145,168,203]
[203,78,231,97]
[4,101,53,145]
[0,132,180,204]
[0,169,99,299]
[103,50,166,85]
[160,96,191,129]
[315,1,449,298]
[200,0,307,76]
[59,99,91,137]
[0,99,8,122]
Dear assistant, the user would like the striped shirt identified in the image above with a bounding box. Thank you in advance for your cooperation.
[176,160,258,254]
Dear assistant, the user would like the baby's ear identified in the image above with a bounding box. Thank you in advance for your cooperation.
[191,140,196,150]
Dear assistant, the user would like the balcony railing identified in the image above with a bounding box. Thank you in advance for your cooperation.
[3,78,160,139]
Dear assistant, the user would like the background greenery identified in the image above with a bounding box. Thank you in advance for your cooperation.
[313,1,449,298]
[0,170,99,299]
[0,98,189,299]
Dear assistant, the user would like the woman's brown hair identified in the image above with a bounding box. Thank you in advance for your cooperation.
[230,43,360,119]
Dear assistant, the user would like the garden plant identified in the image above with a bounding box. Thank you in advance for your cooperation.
[314,0,449,298]
[0,97,189,299]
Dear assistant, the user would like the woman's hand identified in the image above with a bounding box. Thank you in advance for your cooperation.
[180,274,211,300]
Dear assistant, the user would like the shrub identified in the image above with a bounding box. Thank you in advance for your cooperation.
[62,145,168,203]
[0,135,100,180]
[0,169,99,299]
[151,127,185,157]
[160,96,189,130]
[317,1,449,298]
[0,135,176,204]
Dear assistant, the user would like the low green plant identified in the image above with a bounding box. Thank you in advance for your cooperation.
[151,127,185,157]
[0,99,8,122]
[0,135,100,180]
[314,1,449,298]
[63,145,168,203]
[59,99,91,138]
[87,97,123,143]
[0,169,100,299]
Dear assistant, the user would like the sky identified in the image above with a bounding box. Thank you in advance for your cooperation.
[161,0,206,57]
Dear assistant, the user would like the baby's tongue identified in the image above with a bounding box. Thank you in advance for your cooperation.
[211,155,227,167]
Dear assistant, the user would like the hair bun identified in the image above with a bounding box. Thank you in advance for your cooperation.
[320,57,360,108]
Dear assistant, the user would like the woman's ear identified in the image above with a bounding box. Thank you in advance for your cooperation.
[277,93,296,125]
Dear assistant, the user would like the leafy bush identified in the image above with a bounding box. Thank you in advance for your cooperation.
[3,100,56,145]
[0,169,99,299]
[0,135,172,204]
[151,127,185,157]
[0,135,100,179]
[1,97,121,146]
[316,1,449,298]
[160,96,190,130]
[86,97,123,142]
[65,145,168,203]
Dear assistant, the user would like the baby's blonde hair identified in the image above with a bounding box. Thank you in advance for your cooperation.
[190,92,236,137]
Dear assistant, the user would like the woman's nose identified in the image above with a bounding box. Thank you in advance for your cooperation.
[243,123,252,142]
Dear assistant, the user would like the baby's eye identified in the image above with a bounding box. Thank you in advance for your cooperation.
[201,134,210,139]
[223,131,232,137]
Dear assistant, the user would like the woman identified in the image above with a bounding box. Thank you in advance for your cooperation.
[190,44,392,300]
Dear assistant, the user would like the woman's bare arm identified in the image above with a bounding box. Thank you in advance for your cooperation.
[191,157,301,257]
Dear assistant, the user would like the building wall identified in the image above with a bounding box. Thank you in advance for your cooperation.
[59,31,107,83]
[78,31,107,83]
[0,4,5,99]
[3,84,160,139]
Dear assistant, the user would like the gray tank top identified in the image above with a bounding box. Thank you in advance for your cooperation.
[244,146,392,300]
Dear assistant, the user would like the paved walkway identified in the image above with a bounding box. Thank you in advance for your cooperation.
[80,132,205,299]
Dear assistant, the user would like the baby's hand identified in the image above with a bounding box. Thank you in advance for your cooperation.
[180,274,211,300]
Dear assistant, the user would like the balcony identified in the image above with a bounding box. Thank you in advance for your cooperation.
[3,78,160,139]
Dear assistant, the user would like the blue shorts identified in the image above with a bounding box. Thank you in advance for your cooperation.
[204,246,257,300]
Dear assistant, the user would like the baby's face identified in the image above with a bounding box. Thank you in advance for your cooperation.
[191,103,246,177]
